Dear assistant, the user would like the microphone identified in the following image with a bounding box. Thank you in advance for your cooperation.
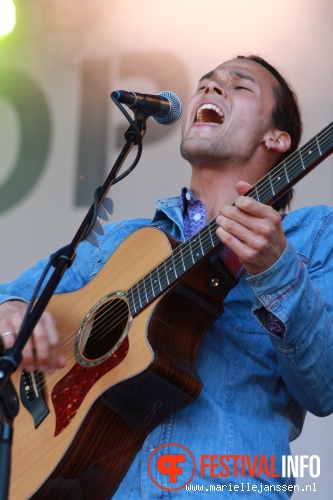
[111,90,182,125]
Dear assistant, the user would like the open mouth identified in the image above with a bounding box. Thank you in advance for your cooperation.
[196,103,225,124]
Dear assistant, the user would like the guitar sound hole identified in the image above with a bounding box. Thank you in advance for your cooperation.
[81,297,129,362]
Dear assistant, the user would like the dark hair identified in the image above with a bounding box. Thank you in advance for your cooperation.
[238,55,303,210]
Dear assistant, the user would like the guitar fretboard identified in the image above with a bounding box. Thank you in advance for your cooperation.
[248,122,333,204]
[127,220,219,315]
[128,121,333,316]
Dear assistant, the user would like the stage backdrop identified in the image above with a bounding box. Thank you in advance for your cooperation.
[0,0,332,498]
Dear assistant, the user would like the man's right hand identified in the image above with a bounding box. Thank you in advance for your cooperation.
[0,300,66,373]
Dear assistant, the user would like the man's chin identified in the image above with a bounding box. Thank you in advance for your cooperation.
[180,139,222,167]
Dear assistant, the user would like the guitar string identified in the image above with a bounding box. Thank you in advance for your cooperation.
[81,122,333,348]
[27,123,333,387]
[127,123,333,308]
[29,123,333,389]
[28,126,332,398]
[28,125,333,391]
[41,122,333,356]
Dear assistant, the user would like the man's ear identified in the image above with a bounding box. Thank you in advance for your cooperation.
[265,130,291,153]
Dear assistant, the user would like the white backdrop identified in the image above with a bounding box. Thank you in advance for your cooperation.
[0,0,332,497]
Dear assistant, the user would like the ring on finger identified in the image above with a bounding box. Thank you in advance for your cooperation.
[1,331,14,338]
[0,332,15,337]
[0,331,14,351]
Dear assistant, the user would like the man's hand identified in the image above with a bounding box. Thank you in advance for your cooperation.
[0,300,66,373]
[215,181,287,276]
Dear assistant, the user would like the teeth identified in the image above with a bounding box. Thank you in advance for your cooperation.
[196,103,224,123]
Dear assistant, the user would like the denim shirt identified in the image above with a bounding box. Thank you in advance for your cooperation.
[1,197,333,499]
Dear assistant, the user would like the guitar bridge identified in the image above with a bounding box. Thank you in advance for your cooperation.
[20,370,49,428]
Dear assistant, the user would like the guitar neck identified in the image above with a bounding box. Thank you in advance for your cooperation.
[247,121,333,205]
[128,121,333,315]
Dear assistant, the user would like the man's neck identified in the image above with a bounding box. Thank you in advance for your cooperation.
[188,159,271,221]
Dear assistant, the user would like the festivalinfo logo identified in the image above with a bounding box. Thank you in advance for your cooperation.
[148,443,320,492]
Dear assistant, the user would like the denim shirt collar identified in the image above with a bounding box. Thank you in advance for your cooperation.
[150,188,207,241]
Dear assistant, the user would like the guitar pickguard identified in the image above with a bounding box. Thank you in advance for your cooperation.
[51,337,129,436]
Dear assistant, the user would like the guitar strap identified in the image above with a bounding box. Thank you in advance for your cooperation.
[209,247,245,296]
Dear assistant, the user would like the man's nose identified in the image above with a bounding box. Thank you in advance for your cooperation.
[204,81,225,96]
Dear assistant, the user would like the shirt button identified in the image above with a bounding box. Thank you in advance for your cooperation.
[193,213,202,221]
[264,295,271,302]
[185,192,191,201]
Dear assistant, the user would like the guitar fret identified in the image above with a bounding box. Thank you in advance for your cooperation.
[127,288,135,314]
[190,236,204,263]
[316,136,323,155]
[208,224,215,248]
[124,122,333,317]
[268,173,275,195]
[198,234,205,256]
[180,247,187,272]
[148,271,154,297]
[164,256,176,284]
[174,254,183,278]
[137,282,144,309]
[197,233,209,255]
[163,262,171,286]
[255,184,261,202]
[149,272,157,297]
[303,141,319,169]
[150,267,163,297]
[299,149,305,170]
[172,254,179,279]
[211,223,220,247]
[156,265,165,292]
[189,239,196,264]
[130,284,139,314]
[272,168,288,197]
[283,161,290,183]
[150,280,157,301]
[143,277,149,304]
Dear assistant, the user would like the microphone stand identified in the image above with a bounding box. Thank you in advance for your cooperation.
[0,115,148,500]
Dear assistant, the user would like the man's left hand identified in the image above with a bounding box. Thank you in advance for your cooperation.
[215,181,287,276]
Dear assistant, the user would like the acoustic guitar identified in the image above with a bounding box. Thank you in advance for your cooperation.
[9,122,333,499]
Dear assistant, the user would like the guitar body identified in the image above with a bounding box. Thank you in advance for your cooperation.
[9,121,333,499]
[10,227,222,500]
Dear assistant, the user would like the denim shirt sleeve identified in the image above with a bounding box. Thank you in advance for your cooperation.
[0,218,151,305]
[247,236,333,417]
[0,240,97,305]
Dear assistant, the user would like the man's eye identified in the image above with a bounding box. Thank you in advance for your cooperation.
[235,86,250,91]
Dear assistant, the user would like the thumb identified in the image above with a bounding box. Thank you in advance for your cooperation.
[235,180,252,196]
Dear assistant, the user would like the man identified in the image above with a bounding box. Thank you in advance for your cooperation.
[1,56,333,498]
